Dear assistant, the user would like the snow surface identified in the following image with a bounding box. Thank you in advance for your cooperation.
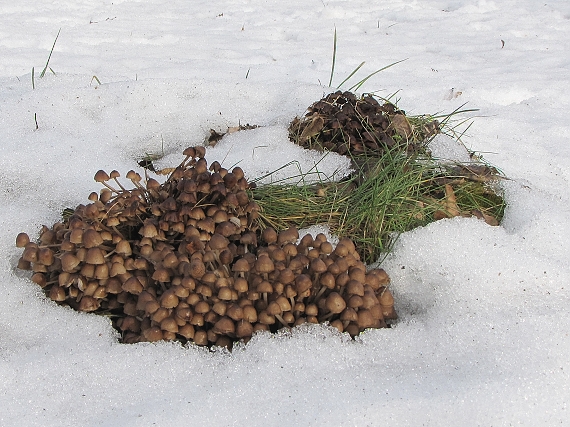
[1,0,570,425]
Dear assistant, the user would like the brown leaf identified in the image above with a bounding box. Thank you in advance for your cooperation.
[300,114,325,140]
[390,114,413,139]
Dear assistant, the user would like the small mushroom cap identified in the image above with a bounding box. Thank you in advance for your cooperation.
[49,286,66,302]
[295,274,312,294]
[226,304,244,321]
[152,268,171,283]
[61,253,81,272]
[160,317,179,333]
[160,289,179,308]
[325,292,347,314]
[208,233,229,251]
[236,320,253,338]
[115,240,132,256]
[277,227,299,246]
[234,277,248,293]
[82,229,104,249]
[79,296,100,312]
[16,232,30,248]
[256,280,273,294]
[278,268,295,285]
[232,258,250,274]
[94,170,110,182]
[38,248,55,266]
[261,228,278,245]
[213,316,235,335]
[305,303,319,317]
[255,255,275,275]
[378,288,394,306]
[309,258,327,274]
[85,247,105,265]
[357,309,379,329]
[193,330,209,346]
[122,276,144,294]
[340,307,358,322]
[143,326,164,342]
[346,280,365,296]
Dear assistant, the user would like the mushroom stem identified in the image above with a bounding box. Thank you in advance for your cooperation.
[274,314,290,328]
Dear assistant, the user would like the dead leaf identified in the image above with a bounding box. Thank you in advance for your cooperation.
[299,114,324,140]
[444,184,460,217]
[390,114,413,139]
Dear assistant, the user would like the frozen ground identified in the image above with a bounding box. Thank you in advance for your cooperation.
[1,0,569,426]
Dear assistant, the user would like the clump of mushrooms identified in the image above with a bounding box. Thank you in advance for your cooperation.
[16,146,396,348]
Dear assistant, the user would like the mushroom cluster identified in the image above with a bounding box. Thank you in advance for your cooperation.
[15,147,396,347]
[288,90,440,157]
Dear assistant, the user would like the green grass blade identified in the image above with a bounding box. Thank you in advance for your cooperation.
[336,61,365,89]
[40,28,61,78]
[328,27,337,87]
[348,58,407,92]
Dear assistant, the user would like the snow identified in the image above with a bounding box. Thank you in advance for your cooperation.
[1,0,570,425]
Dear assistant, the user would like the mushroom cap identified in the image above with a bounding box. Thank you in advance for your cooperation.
[187,259,206,279]
[193,330,208,346]
[295,274,312,294]
[266,301,283,316]
[254,255,275,275]
[115,240,132,256]
[320,241,333,255]
[194,301,210,314]
[226,304,244,321]
[122,276,144,294]
[140,223,159,238]
[15,232,30,248]
[94,170,110,182]
[234,277,249,293]
[275,295,292,312]
[183,146,196,157]
[309,258,328,275]
[49,286,66,302]
[213,316,235,335]
[85,247,105,265]
[347,295,364,309]
[349,267,366,283]
[160,289,179,308]
[178,323,195,340]
[82,229,104,249]
[208,233,229,251]
[143,326,164,342]
[256,280,273,294]
[242,305,258,323]
[240,231,257,247]
[61,253,81,272]
[236,320,253,338]
[346,280,365,296]
[325,292,347,314]
[160,317,179,333]
[277,227,299,246]
[152,267,171,283]
[38,248,55,266]
[261,228,278,245]
[94,263,110,280]
[79,296,100,312]
[379,288,394,306]
[340,307,358,322]
[215,221,237,238]
[357,309,379,329]
[218,287,233,301]
[278,268,295,285]
[305,303,319,317]
[232,258,250,274]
